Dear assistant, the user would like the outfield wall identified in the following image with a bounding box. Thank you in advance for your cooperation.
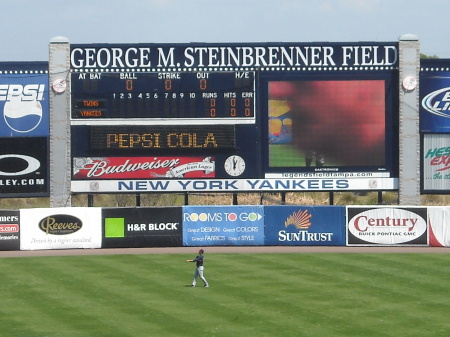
[1,205,449,251]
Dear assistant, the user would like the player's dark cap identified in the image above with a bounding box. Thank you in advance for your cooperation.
[199,249,204,254]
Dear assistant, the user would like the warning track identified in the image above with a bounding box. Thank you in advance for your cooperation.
[0,245,449,258]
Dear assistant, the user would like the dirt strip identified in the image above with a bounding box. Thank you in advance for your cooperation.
[0,246,449,258]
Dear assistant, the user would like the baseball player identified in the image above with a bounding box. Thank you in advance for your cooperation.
[186,249,209,287]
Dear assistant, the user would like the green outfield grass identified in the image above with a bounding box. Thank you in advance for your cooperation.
[1,253,449,337]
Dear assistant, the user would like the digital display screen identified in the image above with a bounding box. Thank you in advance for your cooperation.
[71,71,255,122]
[268,80,386,168]
[89,125,235,150]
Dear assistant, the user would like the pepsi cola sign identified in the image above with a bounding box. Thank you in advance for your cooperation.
[0,74,49,137]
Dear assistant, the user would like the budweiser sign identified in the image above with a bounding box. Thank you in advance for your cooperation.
[72,157,215,179]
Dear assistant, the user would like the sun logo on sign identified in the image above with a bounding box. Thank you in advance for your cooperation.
[285,209,312,229]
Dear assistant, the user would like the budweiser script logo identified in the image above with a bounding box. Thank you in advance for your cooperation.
[73,157,180,177]
[39,215,82,235]
[73,157,215,178]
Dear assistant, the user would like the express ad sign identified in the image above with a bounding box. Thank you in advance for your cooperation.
[347,207,428,246]
[183,206,264,246]
[264,206,346,246]
[422,134,450,191]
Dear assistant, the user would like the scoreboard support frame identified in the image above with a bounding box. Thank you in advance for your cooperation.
[49,37,72,208]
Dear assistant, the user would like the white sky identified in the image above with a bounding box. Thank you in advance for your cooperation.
[0,0,448,61]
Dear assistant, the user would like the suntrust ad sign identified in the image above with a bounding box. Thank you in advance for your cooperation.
[183,206,264,246]
[347,207,428,246]
[20,207,102,250]
[264,206,346,246]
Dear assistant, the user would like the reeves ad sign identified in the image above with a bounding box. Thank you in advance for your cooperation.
[73,156,215,179]
[71,43,398,70]
[264,206,346,246]
[20,207,102,250]
[347,207,428,246]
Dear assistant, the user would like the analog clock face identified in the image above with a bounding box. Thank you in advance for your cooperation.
[224,155,245,176]
[402,76,417,91]
[52,78,67,94]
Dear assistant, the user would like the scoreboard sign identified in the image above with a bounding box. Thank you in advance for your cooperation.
[72,72,254,122]
[70,42,399,193]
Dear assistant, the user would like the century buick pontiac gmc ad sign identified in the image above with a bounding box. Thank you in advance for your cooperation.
[347,207,428,246]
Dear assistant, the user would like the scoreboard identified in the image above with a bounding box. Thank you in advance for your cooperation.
[70,42,400,193]
[71,71,255,122]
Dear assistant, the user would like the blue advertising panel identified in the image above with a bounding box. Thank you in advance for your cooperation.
[264,206,346,246]
[0,63,49,137]
[183,206,264,246]
[420,59,450,132]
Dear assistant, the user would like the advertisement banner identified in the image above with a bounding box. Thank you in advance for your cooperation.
[0,72,49,137]
[0,137,48,197]
[420,62,450,133]
[347,207,428,246]
[72,177,398,193]
[20,208,102,250]
[73,156,215,179]
[264,206,346,246]
[0,210,20,251]
[428,207,450,247]
[183,206,264,246]
[422,134,450,191]
[102,207,182,248]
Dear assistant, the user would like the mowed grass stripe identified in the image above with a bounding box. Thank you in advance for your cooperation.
[0,256,162,337]
[219,253,450,336]
[1,253,450,337]
[296,254,450,336]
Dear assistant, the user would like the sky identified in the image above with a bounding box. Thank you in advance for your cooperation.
[0,0,449,61]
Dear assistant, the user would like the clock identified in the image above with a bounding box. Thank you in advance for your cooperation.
[224,155,246,176]
[52,78,67,94]
[402,76,417,91]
